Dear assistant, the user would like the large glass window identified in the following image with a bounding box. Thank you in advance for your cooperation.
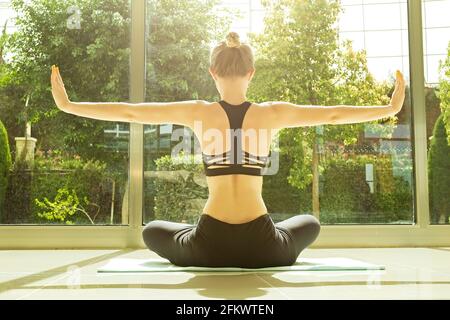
[423,0,450,225]
[257,0,413,224]
[1,0,445,232]
[0,0,131,225]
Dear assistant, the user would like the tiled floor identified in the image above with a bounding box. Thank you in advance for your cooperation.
[1,248,450,299]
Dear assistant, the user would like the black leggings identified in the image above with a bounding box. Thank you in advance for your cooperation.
[142,213,321,268]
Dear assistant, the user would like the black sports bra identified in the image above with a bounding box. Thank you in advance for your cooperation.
[201,100,271,177]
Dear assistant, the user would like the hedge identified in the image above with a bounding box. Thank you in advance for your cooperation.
[3,151,127,224]
[0,119,12,222]
[150,151,413,225]
[428,113,450,224]
[3,148,416,225]
[320,154,413,224]
[153,152,208,224]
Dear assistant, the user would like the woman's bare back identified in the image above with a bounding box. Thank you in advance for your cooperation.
[192,101,280,223]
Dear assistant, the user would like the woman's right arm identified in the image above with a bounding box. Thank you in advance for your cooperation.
[269,70,406,129]
[51,65,202,127]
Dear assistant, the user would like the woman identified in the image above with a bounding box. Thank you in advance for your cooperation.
[51,31,406,268]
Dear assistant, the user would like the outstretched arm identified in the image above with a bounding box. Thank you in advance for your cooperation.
[50,65,203,127]
[268,70,406,129]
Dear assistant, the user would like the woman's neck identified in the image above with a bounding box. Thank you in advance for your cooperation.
[217,77,249,105]
[220,94,247,105]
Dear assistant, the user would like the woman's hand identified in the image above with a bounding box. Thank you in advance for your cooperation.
[390,70,406,114]
[51,65,70,111]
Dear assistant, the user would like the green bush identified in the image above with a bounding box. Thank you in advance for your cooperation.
[153,152,208,224]
[428,113,450,224]
[437,42,450,144]
[262,152,304,221]
[32,154,125,224]
[3,156,32,223]
[320,155,413,224]
[150,151,413,225]
[0,119,12,222]
[35,187,93,225]
[4,150,126,224]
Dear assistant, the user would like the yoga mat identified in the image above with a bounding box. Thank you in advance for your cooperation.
[97,257,385,273]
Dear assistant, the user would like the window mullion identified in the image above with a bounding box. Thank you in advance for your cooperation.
[408,0,430,228]
[128,0,146,246]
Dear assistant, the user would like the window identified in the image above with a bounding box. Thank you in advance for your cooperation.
[423,0,450,225]
[0,0,131,225]
[320,0,413,224]
[0,1,448,248]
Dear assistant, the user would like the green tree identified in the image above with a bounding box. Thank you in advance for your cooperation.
[146,0,228,102]
[0,119,12,221]
[3,0,131,163]
[35,187,97,224]
[0,18,25,152]
[248,0,398,218]
[428,113,450,224]
[438,41,450,144]
[0,21,13,222]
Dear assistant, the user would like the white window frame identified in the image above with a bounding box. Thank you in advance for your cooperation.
[1,0,449,249]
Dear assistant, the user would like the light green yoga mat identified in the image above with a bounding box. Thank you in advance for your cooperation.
[97,257,385,273]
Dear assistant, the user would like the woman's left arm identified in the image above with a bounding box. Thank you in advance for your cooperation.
[51,65,203,127]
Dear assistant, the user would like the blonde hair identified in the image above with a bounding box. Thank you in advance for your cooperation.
[210,31,255,78]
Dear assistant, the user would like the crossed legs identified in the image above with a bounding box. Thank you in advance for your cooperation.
[142,214,321,266]
[274,214,321,258]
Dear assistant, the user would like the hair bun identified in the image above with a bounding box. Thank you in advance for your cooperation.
[226,32,241,48]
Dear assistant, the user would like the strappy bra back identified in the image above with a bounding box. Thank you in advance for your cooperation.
[201,100,271,177]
